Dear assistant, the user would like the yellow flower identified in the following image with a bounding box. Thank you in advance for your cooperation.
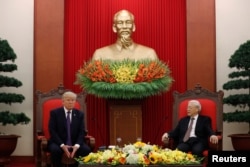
[76,143,202,165]
[152,144,159,151]
[82,152,93,162]
[112,64,138,83]
[133,141,146,148]
[149,152,158,164]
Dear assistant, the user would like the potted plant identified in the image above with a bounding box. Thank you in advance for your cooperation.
[222,40,250,150]
[0,38,30,165]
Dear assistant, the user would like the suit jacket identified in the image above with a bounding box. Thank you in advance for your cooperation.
[168,115,215,147]
[48,107,85,146]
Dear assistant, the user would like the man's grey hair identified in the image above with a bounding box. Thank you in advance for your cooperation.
[189,100,201,113]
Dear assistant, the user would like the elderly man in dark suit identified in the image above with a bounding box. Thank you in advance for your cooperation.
[48,91,91,167]
[161,100,218,157]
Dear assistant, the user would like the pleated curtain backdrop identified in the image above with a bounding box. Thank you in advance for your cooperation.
[64,0,187,148]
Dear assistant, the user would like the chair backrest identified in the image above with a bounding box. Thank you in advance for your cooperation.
[36,83,87,139]
[172,83,224,133]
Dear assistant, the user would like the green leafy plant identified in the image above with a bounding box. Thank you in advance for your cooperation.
[0,38,30,127]
[223,40,250,134]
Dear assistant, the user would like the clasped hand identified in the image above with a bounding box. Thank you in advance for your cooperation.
[62,145,78,158]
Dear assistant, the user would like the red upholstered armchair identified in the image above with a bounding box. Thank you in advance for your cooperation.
[36,84,95,167]
[163,84,224,163]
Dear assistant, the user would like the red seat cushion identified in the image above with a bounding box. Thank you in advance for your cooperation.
[42,99,81,139]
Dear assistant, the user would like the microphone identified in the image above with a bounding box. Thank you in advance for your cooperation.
[153,115,168,144]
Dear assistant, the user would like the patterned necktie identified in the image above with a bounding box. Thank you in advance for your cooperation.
[66,111,72,146]
[183,118,194,142]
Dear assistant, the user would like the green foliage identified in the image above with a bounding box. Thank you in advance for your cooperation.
[0,39,16,62]
[229,71,250,78]
[229,40,250,69]
[223,111,250,123]
[223,94,250,106]
[0,93,25,104]
[0,64,17,72]
[0,76,22,87]
[223,79,250,90]
[222,40,250,133]
[78,75,172,99]
[0,111,30,126]
[0,38,30,126]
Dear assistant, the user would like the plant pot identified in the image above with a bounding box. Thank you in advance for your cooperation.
[0,134,20,166]
[228,134,250,151]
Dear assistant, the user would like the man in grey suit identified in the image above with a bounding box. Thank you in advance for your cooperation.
[48,91,91,167]
[161,100,218,157]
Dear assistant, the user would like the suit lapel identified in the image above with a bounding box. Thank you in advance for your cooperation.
[194,115,202,133]
[184,117,190,131]
[71,109,78,129]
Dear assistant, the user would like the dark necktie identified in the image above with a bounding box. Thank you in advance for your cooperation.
[66,111,72,146]
[183,118,194,142]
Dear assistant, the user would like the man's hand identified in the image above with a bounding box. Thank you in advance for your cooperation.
[210,135,218,144]
[70,145,79,158]
[61,145,79,158]
[61,145,72,158]
[161,133,169,143]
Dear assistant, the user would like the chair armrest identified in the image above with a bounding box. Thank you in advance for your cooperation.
[37,134,48,150]
[208,135,222,151]
[41,137,48,151]
[38,132,95,152]
[164,135,222,151]
[37,135,46,140]
[162,137,177,150]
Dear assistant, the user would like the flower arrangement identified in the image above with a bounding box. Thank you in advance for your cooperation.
[76,141,202,166]
[75,59,173,99]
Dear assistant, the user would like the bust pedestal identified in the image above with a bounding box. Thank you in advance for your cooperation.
[108,99,144,146]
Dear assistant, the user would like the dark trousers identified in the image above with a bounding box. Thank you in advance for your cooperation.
[176,137,205,157]
[48,143,91,167]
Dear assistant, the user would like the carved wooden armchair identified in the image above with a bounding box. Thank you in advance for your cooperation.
[36,84,95,167]
[163,84,224,163]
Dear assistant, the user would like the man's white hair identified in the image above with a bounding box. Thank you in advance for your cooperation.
[188,100,201,112]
